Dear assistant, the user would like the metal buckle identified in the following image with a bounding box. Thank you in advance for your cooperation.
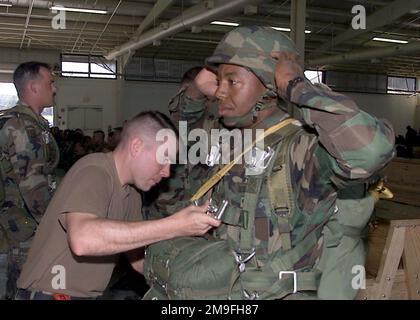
[204,199,228,220]
[215,200,228,220]
[279,271,297,294]
[42,131,51,144]
[233,249,256,273]
[245,146,275,175]
[243,289,259,300]
[205,144,221,167]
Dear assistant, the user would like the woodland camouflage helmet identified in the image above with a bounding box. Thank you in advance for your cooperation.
[206,25,298,92]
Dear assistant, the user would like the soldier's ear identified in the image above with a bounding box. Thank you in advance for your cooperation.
[28,79,39,95]
[129,136,144,158]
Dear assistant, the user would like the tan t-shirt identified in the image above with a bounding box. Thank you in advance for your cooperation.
[17,152,143,298]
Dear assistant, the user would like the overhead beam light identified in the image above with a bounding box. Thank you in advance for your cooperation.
[50,5,108,14]
[0,2,12,7]
[211,21,239,27]
[373,37,408,44]
[271,27,311,34]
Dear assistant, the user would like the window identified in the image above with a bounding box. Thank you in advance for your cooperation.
[305,70,324,84]
[61,54,117,79]
[325,71,387,94]
[0,82,54,126]
[387,76,416,94]
[0,83,18,109]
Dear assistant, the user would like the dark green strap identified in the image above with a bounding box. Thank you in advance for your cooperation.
[238,121,302,252]
[266,216,328,275]
[238,175,265,253]
[258,271,321,300]
[240,267,320,299]
[235,122,301,253]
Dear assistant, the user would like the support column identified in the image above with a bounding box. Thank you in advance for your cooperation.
[290,0,306,64]
[289,0,306,117]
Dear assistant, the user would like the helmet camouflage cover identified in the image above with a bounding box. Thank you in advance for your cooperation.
[206,26,298,91]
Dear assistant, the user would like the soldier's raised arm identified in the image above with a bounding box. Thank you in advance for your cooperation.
[168,67,213,129]
[271,51,395,181]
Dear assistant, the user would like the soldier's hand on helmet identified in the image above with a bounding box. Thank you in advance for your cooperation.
[270,51,304,99]
[194,68,218,98]
[172,201,221,236]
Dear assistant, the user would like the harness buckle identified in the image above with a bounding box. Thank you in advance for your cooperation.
[279,271,297,294]
[243,289,259,300]
[233,249,255,273]
[205,144,221,167]
[245,146,275,176]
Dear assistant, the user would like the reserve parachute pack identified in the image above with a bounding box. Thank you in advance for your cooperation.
[143,120,375,300]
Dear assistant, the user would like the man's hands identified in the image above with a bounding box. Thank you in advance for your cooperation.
[270,51,304,99]
[171,201,221,237]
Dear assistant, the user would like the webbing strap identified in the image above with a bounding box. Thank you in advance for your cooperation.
[238,121,301,252]
[267,126,301,251]
[267,221,326,275]
[268,128,300,217]
[271,234,314,274]
[239,175,265,253]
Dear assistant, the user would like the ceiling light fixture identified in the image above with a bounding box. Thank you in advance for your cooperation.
[0,1,12,7]
[50,5,108,14]
[373,37,408,44]
[271,27,311,34]
[211,21,240,27]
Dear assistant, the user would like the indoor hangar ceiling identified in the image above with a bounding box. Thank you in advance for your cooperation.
[1,0,420,76]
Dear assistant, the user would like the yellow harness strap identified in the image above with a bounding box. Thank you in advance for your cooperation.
[190,118,296,203]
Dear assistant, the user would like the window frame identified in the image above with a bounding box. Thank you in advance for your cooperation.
[304,70,325,84]
[387,75,417,95]
[60,54,117,80]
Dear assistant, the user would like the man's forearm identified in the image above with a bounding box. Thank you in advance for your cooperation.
[68,214,182,256]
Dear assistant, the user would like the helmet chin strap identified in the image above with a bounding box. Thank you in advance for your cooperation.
[221,88,278,128]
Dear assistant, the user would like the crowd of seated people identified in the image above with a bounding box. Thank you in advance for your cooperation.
[395,126,420,158]
[50,127,122,172]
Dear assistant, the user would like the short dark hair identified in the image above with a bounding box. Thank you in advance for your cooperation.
[132,111,178,137]
[121,111,178,147]
[13,61,51,98]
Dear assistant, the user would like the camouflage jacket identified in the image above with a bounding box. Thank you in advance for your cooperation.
[209,81,395,269]
[0,103,59,223]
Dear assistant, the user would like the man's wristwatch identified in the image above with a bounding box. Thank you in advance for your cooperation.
[286,76,305,101]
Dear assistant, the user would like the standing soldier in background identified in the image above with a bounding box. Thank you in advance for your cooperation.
[0,61,59,299]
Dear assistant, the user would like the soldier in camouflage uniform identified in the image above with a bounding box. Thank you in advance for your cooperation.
[0,61,59,299]
[144,26,395,300]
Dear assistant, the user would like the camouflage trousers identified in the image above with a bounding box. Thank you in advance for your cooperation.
[0,252,7,299]
[0,239,32,300]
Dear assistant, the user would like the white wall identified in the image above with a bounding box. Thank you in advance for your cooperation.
[54,78,179,135]
[55,77,119,136]
[120,80,178,122]
[342,92,418,136]
[415,104,420,131]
